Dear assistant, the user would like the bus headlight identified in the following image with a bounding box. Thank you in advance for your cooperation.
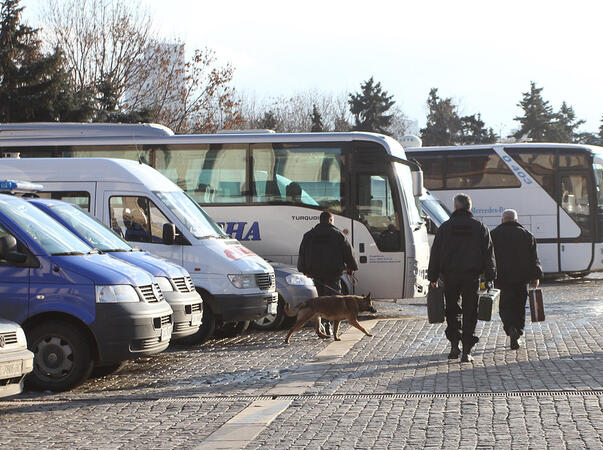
[285,273,314,286]
[95,285,140,303]
[227,274,257,289]
[155,277,174,292]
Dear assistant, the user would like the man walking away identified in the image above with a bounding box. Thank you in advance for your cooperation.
[297,211,359,335]
[427,193,496,362]
[491,209,543,350]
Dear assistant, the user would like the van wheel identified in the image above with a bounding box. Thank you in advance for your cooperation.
[214,321,249,338]
[251,295,285,331]
[26,321,94,392]
[176,302,215,345]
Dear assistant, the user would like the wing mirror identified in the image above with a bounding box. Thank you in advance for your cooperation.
[162,223,177,245]
[0,235,27,263]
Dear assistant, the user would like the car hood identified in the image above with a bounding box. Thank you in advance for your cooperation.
[109,251,189,278]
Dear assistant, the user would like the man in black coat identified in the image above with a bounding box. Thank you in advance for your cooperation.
[298,211,359,334]
[491,209,543,350]
[428,194,496,362]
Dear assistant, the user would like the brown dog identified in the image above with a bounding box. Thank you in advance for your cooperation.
[284,293,377,344]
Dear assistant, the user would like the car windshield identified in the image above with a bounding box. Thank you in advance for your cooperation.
[154,191,227,239]
[48,203,132,252]
[0,196,92,255]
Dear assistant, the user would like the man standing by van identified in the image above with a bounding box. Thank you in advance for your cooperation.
[428,194,496,362]
[297,211,358,335]
[491,209,543,350]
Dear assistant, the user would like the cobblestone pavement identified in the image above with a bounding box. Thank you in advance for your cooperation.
[1,276,602,448]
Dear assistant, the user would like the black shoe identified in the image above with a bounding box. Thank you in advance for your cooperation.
[448,344,461,359]
[510,337,520,350]
[461,353,474,362]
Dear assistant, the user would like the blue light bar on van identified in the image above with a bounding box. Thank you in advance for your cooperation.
[0,180,44,193]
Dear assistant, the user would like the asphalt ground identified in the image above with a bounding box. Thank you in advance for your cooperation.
[1,275,602,449]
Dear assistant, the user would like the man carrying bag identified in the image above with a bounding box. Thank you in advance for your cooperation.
[491,209,543,350]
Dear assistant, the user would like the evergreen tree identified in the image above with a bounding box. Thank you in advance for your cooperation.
[459,113,498,144]
[348,77,395,133]
[310,104,324,132]
[259,110,278,130]
[548,101,585,142]
[0,0,93,122]
[420,88,461,146]
[512,82,555,142]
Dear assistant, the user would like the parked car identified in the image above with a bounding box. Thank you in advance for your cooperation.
[27,198,204,344]
[252,262,318,330]
[0,186,173,391]
[0,318,33,398]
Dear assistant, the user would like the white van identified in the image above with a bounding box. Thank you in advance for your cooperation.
[0,159,278,340]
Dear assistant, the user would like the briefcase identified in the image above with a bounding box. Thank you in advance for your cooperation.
[427,284,445,324]
[529,288,545,322]
[477,288,500,321]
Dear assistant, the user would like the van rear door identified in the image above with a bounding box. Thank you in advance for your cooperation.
[102,191,183,266]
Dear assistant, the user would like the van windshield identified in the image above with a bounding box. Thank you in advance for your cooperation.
[0,196,92,255]
[154,191,227,239]
[49,204,132,252]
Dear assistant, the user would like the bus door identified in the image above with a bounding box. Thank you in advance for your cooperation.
[351,172,405,300]
[557,170,596,272]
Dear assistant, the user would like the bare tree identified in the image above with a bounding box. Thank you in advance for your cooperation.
[41,0,242,132]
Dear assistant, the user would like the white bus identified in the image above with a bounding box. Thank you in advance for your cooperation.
[0,123,430,300]
[406,143,603,276]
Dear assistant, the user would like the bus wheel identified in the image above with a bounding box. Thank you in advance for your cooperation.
[214,321,249,338]
[567,271,590,279]
[26,321,94,392]
[251,295,286,331]
[176,302,216,345]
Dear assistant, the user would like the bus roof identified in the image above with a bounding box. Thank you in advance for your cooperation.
[0,158,180,192]
[0,123,407,160]
[405,142,603,155]
[0,122,174,138]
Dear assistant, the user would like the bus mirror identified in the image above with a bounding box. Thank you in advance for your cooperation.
[412,170,425,197]
[163,223,177,245]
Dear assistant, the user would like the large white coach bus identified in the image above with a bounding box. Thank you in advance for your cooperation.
[0,123,430,300]
[406,143,603,276]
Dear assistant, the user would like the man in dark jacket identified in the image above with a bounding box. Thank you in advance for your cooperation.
[428,193,496,362]
[298,211,359,334]
[491,209,543,350]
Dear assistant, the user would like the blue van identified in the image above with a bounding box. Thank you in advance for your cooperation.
[28,198,204,343]
[0,190,174,391]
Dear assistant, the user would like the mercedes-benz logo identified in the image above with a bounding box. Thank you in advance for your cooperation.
[0,335,5,348]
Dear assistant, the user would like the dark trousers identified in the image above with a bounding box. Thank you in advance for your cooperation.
[314,278,341,296]
[496,282,528,337]
[443,276,479,351]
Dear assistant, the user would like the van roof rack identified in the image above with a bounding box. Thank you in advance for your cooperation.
[0,122,174,139]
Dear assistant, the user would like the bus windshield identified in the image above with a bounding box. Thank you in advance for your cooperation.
[49,203,132,252]
[155,191,227,239]
[394,162,422,226]
[0,196,92,255]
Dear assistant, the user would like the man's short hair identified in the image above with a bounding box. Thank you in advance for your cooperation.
[454,193,472,211]
[320,211,333,224]
[502,209,518,222]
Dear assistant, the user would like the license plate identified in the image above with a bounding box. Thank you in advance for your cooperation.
[0,361,22,379]
[267,298,278,315]
[160,325,172,342]
[191,313,202,326]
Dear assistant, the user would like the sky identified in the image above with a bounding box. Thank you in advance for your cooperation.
[21,0,603,137]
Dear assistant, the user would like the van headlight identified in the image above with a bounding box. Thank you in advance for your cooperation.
[95,285,140,303]
[227,274,257,289]
[155,277,174,292]
[285,273,314,286]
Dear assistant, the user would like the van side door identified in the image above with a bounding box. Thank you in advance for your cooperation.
[103,191,184,266]
[27,182,96,214]
[0,224,30,323]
